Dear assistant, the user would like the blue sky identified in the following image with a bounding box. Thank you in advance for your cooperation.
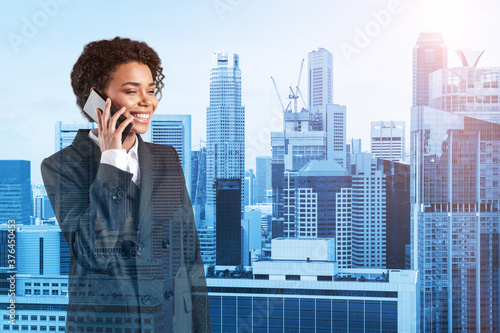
[1,0,499,183]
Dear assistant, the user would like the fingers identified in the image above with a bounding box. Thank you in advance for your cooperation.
[109,106,127,132]
[116,114,135,136]
[96,108,103,134]
[95,98,133,151]
[102,98,111,129]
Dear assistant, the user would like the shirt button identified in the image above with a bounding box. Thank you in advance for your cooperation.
[141,294,151,305]
[164,290,174,300]
[162,238,170,249]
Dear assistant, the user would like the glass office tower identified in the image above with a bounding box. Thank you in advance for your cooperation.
[412,53,500,331]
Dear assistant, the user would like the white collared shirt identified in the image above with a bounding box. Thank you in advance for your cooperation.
[89,131,140,186]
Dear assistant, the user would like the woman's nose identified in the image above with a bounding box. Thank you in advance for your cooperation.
[138,93,152,106]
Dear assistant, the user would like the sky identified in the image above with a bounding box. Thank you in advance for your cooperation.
[1,0,499,183]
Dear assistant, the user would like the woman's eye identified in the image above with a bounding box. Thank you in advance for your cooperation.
[125,90,136,94]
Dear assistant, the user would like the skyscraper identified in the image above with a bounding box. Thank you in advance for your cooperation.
[55,121,95,152]
[380,159,410,269]
[351,153,386,268]
[206,53,245,223]
[215,179,242,266]
[271,47,346,234]
[370,121,405,161]
[147,114,192,194]
[255,156,272,204]
[308,47,333,119]
[191,147,207,221]
[0,160,31,225]
[412,44,500,330]
[412,31,447,107]
[295,159,350,238]
[244,169,255,206]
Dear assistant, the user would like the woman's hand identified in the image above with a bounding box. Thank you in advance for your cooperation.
[95,98,135,153]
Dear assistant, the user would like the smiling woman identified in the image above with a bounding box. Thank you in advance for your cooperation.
[41,37,211,333]
[94,62,159,152]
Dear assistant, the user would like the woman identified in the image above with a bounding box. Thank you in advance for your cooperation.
[42,37,211,333]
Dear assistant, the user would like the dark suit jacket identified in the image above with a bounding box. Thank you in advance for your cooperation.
[41,129,211,333]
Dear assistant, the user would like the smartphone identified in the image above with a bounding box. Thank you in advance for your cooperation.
[83,89,132,143]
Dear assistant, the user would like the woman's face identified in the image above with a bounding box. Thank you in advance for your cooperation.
[103,61,158,135]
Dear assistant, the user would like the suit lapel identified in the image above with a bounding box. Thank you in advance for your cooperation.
[137,135,153,259]
[71,129,101,181]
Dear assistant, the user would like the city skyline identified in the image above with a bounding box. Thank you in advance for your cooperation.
[2,1,499,184]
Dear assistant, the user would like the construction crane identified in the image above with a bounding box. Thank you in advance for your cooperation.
[271,58,307,114]
[271,76,291,113]
[288,58,306,113]
[296,59,308,110]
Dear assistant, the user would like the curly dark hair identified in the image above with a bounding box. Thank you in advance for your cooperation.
[71,37,165,122]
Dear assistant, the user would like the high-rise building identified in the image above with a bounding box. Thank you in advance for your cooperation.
[271,48,347,233]
[308,47,333,120]
[55,121,95,152]
[206,53,245,223]
[147,114,191,194]
[295,159,350,238]
[370,121,405,161]
[33,195,55,220]
[197,226,216,266]
[191,147,207,223]
[326,104,347,168]
[380,159,410,269]
[412,31,447,107]
[215,179,242,266]
[351,153,386,268]
[412,45,500,330]
[0,160,31,225]
[255,156,272,204]
[241,210,262,266]
[335,187,352,268]
[244,169,255,206]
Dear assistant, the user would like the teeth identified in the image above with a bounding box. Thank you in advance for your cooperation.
[132,113,149,119]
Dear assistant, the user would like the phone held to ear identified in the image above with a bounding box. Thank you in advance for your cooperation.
[83,89,132,144]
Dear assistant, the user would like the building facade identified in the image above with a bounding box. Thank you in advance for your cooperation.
[351,154,386,268]
[206,53,245,220]
[208,238,419,333]
[295,159,350,239]
[215,179,242,266]
[147,114,192,195]
[255,156,272,204]
[0,160,31,225]
[55,121,95,152]
[370,121,405,162]
[412,46,500,330]
[308,47,333,120]
[412,31,447,107]
[336,187,352,269]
